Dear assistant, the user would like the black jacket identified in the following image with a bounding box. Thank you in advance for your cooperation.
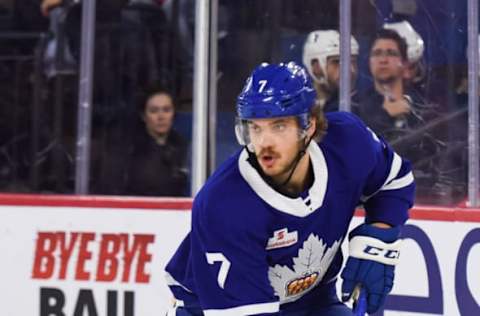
[98,128,189,197]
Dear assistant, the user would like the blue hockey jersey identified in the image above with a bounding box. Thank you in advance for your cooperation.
[165,112,415,315]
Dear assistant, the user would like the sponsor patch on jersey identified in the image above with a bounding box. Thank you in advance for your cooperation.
[266,228,298,250]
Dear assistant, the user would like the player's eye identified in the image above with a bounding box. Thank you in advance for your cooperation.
[272,122,287,132]
[249,124,262,134]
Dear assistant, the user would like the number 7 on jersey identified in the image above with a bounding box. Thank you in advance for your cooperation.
[206,252,231,289]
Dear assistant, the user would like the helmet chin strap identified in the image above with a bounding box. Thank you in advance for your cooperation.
[279,134,312,188]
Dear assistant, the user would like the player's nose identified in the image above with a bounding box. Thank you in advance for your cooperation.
[257,131,276,147]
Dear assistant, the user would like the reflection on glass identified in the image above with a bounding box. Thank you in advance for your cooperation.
[0,0,193,196]
[0,0,473,204]
[217,0,469,206]
[0,0,53,192]
[353,0,468,206]
[87,0,194,196]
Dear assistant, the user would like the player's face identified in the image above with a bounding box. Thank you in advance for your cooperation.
[325,55,358,89]
[247,117,305,181]
[369,39,404,84]
[143,93,175,137]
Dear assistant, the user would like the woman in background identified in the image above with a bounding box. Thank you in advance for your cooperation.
[97,86,189,197]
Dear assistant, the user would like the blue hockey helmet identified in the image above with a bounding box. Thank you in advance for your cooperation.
[235,62,317,147]
[237,62,316,122]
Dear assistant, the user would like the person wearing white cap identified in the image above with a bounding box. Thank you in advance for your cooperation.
[302,30,360,112]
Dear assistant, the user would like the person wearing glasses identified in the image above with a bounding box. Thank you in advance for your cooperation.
[358,28,444,204]
[359,28,415,129]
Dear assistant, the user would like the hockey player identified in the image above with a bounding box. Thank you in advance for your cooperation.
[165,62,415,315]
[302,30,359,112]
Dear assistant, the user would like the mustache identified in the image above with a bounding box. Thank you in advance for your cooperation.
[257,148,280,158]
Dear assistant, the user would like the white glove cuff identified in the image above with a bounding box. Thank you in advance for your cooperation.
[349,236,402,266]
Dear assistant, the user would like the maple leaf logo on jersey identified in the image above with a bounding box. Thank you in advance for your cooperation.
[268,234,341,303]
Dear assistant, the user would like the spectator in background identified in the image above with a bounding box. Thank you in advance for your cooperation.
[383,21,426,94]
[40,0,172,117]
[39,0,174,186]
[302,30,360,113]
[96,86,189,196]
[388,20,467,205]
[359,28,424,133]
[358,28,445,204]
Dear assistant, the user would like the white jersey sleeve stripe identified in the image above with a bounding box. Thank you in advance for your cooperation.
[165,271,192,292]
[384,152,402,186]
[204,301,279,316]
[360,152,402,202]
[380,171,414,191]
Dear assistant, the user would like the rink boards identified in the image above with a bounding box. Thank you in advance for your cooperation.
[0,194,478,316]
